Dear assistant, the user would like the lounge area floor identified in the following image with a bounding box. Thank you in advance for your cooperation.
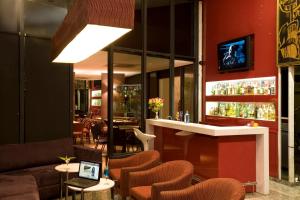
[245,180,300,200]
[58,179,300,200]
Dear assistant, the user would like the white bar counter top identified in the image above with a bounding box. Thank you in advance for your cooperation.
[146,119,269,195]
[146,119,268,136]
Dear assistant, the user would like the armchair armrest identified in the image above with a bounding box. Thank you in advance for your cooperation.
[73,145,102,163]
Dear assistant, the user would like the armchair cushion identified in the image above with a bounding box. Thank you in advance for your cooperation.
[130,186,151,200]
[0,175,39,200]
[109,150,160,198]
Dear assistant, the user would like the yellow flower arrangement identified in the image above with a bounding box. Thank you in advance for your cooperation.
[148,97,164,113]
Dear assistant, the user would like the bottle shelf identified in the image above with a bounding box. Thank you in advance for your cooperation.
[206,76,276,96]
[206,101,276,121]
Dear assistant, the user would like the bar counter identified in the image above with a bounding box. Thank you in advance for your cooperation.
[146,119,269,194]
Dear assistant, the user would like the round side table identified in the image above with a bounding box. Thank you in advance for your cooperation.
[68,178,115,200]
[55,163,79,200]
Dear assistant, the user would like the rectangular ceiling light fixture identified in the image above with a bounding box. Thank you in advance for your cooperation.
[52,0,135,63]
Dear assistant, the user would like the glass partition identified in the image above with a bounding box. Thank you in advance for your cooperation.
[112,52,142,153]
[147,56,170,118]
[146,56,194,120]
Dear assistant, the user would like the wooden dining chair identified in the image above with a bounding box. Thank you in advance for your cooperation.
[91,120,108,151]
[73,122,84,144]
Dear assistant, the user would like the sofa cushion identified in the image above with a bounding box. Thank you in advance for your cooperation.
[0,175,39,200]
[5,164,78,187]
[7,165,60,187]
[130,186,151,200]
[4,164,78,200]
[0,138,74,173]
[1,192,39,200]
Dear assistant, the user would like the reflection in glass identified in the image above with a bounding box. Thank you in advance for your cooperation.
[115,84,141,118]
[159,78,170,119]
[174,76,181,115]
[184,65,194,121]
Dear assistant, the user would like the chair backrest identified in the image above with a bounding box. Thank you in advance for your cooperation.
[91,120,107,139]
[147,160,194,200]
[131,150,160,166]
[73,122,84,132]
[151,160,193,183]
[133,128,156,140]
[160,178,245,200]
[91,122,101,139]
[81,118,93,130]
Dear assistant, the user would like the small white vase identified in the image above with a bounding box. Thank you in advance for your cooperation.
[155,112,159,119]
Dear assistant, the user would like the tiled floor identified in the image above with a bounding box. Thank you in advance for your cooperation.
[245,181,300,200]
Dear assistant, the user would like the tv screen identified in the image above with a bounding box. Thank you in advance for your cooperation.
[218,35,253,72]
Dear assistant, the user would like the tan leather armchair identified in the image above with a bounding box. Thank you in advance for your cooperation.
[129,160,194,200]
[109,150,160,200]
[160,178,245,200]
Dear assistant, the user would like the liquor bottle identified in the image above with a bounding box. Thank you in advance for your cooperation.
[237,83,241,95]
[236,103,240,117]
[263,104,269,119]
[253,81,258,95]
[268,104,275,120]
[240,83,245,95]
[179,111,183,121]
[184,111,190,123]
[270,80,275,95]
[257,105,263,119]
[232,84,237,95]
[175,112,180,120]
[211,85,216,95]
[103,158,110,180]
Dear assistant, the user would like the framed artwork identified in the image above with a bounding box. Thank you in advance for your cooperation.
[277,0,300,66]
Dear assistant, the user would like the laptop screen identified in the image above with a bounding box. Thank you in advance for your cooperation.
[78,161,101,181]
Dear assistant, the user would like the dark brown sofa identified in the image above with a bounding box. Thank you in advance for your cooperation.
[0,138,102,200]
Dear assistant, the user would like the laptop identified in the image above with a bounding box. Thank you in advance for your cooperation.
[65,161,101,188]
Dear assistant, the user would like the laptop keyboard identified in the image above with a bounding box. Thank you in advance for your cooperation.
[65,178,99,188]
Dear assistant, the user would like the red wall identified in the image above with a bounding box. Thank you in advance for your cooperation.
[202,0,278,177]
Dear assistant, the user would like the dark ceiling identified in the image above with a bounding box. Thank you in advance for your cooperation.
[24,0,68,38]
[0,0,195,38]
[28,0,74,8]
[33,0,194,9]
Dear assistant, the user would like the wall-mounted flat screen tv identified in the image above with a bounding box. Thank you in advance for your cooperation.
[218,35,254,72]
